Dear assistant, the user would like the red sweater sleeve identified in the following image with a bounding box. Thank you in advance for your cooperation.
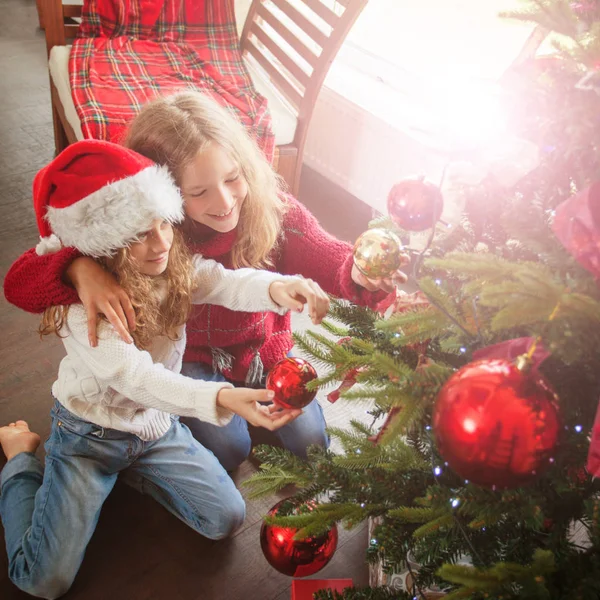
[277,196,388,308]
[4,247,82,313]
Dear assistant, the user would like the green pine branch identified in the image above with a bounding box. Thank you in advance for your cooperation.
[387,506,448,523]
[331,434,428,472]
[241,465,306,498]
[377,307,451,345]
[501,1,579,34]
[413,514,456,538]
[365,351,414,381]
[439,548,555,598]
[314,586,412,600]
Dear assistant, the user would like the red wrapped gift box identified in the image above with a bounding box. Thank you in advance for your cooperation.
[292,579,353,600]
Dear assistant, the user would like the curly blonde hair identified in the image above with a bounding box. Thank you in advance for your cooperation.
[40,230,195,350]
[123,91,286,269]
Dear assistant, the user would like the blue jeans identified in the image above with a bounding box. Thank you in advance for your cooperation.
[0,402,244,599]
[180,361,329,471]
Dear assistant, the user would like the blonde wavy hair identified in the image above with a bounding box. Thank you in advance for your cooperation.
[123,91,286,269]
[40,230,196,351]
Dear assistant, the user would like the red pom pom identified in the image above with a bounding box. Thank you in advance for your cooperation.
[433,359,560,489]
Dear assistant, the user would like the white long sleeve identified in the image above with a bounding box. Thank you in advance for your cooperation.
[51,261,303,440]
[52,305,234,439]
[191,255,298,312]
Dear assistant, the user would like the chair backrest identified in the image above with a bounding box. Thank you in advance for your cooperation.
[240,0,367,147]
[42,0,83,55]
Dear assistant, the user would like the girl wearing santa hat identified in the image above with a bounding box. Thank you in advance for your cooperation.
[0,139,329,599]
[4,92,407,473]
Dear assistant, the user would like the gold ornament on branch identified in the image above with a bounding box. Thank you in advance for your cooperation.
[353,228,409,279]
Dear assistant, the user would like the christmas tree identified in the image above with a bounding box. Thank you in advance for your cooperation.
[247,2,600,598]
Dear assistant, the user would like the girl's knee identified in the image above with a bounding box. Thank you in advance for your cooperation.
[294,429,329,458]
[217,436,251,472]
[281,406,329,458]
[13,571,75,600]
[204,490,246,540]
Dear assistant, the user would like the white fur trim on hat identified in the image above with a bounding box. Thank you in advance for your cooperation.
[46,165,184,258]
[36,234,63,256]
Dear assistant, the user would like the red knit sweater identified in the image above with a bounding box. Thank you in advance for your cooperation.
[4,197,386,383]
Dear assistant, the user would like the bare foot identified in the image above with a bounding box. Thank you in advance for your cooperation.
[0,421,41,461]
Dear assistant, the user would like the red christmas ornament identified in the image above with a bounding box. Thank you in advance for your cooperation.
[387,177,443,231]
[433,359,560,489]
[266,357,318,409]
[473,337,549,373]
[260,500,338,577]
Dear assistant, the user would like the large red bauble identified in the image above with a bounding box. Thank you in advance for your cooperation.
[266,357,318,409]
[387,177,444,231]
[260,500,338,577]
[432,359,560,489]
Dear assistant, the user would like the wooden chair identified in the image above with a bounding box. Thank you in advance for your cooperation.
[240,0,367,194]
[39,0,367,194]
[40,0,81,154]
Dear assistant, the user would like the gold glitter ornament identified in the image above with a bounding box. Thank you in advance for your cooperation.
[353,228,407,279]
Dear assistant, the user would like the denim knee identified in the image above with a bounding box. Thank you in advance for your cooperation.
[277,400,329,459]
[290,428,329,460]
[12,568,75,600]
[203,489,246,540]
[217,435,252,472]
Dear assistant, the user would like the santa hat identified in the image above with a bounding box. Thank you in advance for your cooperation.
[34,139,184,257]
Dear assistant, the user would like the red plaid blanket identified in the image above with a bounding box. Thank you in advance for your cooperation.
[69,0,275,161]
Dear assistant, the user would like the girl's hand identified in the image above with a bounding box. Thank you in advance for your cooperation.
[351,264,408,294]
[66,257,136,347]
[216,388,302,431]
[269,278,330,325]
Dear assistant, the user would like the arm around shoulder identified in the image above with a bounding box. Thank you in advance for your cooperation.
[4,246,81,313]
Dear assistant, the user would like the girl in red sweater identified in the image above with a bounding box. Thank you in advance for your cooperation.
[4,92,406,471]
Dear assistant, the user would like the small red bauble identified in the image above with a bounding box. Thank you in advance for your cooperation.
[387,177,443,231]
[433,359,560,489]
[266,357,318,409]
[260,500,338,577]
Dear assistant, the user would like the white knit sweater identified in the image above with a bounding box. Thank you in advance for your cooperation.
[52,256,297,441]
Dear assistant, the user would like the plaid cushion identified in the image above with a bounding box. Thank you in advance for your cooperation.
[69,0,275,161]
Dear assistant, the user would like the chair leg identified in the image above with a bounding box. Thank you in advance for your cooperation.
[290,158,303,198]
[51,105,69,156]
[36,0,45,29]
[275,145,301,196]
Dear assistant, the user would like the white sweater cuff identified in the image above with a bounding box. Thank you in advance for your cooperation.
[188,381,236,427]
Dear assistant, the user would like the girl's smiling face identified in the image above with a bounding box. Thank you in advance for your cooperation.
[128,219,174,276]
[179,142,248,233]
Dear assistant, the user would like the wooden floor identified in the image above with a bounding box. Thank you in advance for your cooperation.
[0,1,374,598]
